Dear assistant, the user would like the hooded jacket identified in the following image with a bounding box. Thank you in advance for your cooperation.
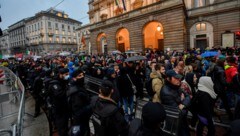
[150,71,164,103]
[196,76,216,119]
[225,64,238,83]
[91,96,128,136]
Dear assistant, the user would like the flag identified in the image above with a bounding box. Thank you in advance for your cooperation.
[15,53,23,59]
[0,70,5,84]
[122,0,126,11]
[115,0,119,7]
[81,34,86,47]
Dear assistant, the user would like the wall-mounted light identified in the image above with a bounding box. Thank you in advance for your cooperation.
[160,32,163,35]
[157,24,161,31]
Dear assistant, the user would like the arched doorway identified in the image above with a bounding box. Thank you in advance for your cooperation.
[97,33,108,54]
[143,21,164,51]
[190,22,214,50]
[116,28,130,52]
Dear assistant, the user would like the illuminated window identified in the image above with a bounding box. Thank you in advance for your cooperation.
[57,13,62,17]
[196,23,206,31]
[49,37,52,43]
[68,38,71,43]
[63,37,66,43]
[55,30,59,34]
[56,37,59,43]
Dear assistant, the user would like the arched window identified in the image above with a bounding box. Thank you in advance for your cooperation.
[196,22,206,31]
[194,0,206,8]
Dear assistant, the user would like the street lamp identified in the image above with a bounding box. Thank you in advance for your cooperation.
[157,24,161,31]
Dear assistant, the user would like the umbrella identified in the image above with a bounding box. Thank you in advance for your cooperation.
[201,51,218,58]
[125,50,137,54]
[112,50,121,54]
[124,56,147,62]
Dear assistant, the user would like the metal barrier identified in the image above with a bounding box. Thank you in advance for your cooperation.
[0,66,25,136]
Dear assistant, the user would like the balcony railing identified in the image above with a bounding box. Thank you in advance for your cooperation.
[90,0,183,30]
[187,0,239,17]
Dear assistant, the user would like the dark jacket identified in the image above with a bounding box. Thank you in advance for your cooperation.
[212,65,227,94]
[48,77,68,113]
[103,76,120,103]
[32,75,44,97]
[194,91,215,120]
[91,96,129,136]
[160,81,190,107]
[67,80,92,125]
[128,118,164,136]
[118,67,136,97]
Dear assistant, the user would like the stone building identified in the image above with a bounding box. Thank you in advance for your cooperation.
[0,29,10,55]
[8,19,28,54]
[25,8,82,55]
[87,0,240,54]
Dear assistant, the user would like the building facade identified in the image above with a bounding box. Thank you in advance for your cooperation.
[87,0,240,54]
[25,8,82,55]
[0,29,10,55]
[8,19,28,54]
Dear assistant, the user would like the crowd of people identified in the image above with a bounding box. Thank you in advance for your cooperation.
[1,47,240,136]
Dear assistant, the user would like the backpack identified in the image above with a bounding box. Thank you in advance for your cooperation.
[92,99,119,136]
[146,78,155,97]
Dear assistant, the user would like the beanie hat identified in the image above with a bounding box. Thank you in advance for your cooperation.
[142,102,166,127]
[107,68,115,75]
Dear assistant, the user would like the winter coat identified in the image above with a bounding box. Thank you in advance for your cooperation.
[160,80,190,108]
[103,76,121,103]
[91,96,129,136]
[128,118,164,136]
[150,71,164,103]
[48,77,68,113]
[212,65,227,94]
[225,65,238,83]
[118,67,136,97]
[181,72,196,98]
[67,80,92,125]
[194,91,215,120]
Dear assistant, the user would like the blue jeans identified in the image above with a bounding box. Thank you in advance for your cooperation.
[122,96,134,115]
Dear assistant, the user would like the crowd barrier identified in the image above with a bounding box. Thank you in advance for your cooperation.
[0,66,25,136]
[84,75,230,136]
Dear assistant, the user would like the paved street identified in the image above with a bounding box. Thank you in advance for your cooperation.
[0,83,49,136]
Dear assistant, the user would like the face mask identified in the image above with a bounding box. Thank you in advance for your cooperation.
[64,75,69,80]
[76,78,84,86]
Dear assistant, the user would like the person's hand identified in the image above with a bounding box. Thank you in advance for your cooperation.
[181,93,185,101]
[179,104,185,110]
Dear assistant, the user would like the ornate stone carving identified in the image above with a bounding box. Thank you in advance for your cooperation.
[100,13,108,20]
[132,0,143,10]
[115,7,123,16]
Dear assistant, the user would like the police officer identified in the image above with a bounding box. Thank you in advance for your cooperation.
[67,69,92,136]
[91,80,129,136]
[32,65,44,117]
[48,68,69,136]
